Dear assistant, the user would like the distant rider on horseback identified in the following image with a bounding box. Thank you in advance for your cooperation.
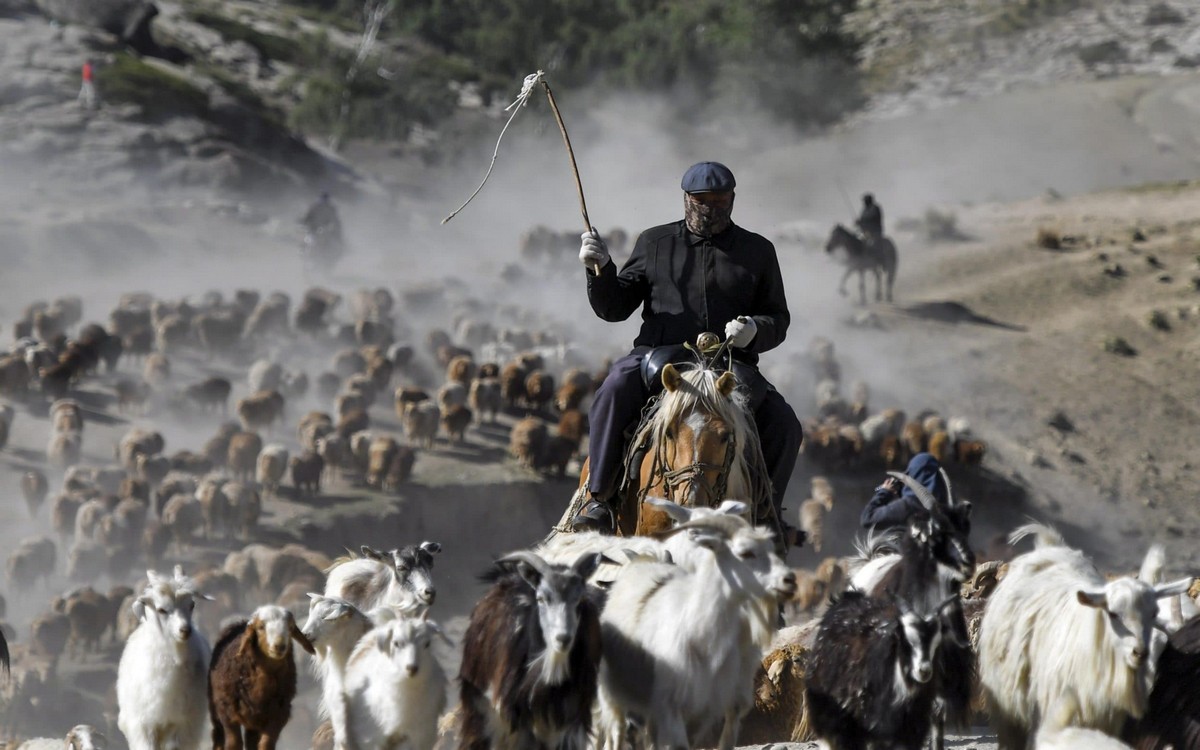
[571,161,804,536]
[302,191,342,238]
[856,193,884,245]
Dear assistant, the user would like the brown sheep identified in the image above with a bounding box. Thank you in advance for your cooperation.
[509,417,548,470]
[332,348,368,378]
[228,431,265,483]
[437,381,468,411]
[367,436,400,489]
[954,438,986,465]
[536,435,575,477]
[30,611,71,676]
[63,587,109,658]
[7,536,57,592]
[554,382,587,412]
[524,370,556,412]
[403,401,440,449]
[203,421,242,469]
[47,430,82,468]
[394,386,430,419]
[336,408,370,440]
[142,519,171,566]
[224,482,262,540]
[208,605,314,750]
[446,355,475,385]
[441,404,472,444]
[927,429,952,464]
[366,357,393,392]
[478,362,500,379]
[20,470,48,518]
[901,420,927,457]
[435,343,472,368]
[184,376,233,414]
[344,373,377,409]
[198,478,232,540]
[740,630,815,744]
[162,494,204,551]
[298,411,335,453]
[816,556,849,600]
[51,492,85,543]
[237,389,285,432]
[786,568,827,620]
[383,446,417,491]
[556,409,587,449]
[114,378,152,414]
[469,377,502,425]
[799,496,833,554]
[290,451,324,496]
[499,362,527,409]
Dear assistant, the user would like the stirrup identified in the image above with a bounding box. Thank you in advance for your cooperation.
[570,499,615,534]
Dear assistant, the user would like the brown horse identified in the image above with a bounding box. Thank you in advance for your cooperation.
[558,361,774,540]
[825,224,898,304]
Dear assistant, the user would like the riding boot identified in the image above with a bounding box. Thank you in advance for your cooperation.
[570,492,616,534]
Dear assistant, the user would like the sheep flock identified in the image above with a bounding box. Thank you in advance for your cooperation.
[0,281,1195,750]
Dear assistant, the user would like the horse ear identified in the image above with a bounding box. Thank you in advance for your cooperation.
[715,371,736,397]
[662,363,682,393]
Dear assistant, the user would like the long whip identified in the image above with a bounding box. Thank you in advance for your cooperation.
[441,70,599,273]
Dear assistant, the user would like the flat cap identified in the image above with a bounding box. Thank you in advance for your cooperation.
[681,161,736,193]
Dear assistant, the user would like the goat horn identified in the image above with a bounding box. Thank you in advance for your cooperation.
[938,467,955,507]
[886,471,937,510]
[497,550,554,579]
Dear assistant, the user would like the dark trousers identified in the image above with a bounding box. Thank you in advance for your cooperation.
[587,352,803,516]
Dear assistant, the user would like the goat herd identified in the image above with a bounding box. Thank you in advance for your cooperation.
[0,283,1194,750]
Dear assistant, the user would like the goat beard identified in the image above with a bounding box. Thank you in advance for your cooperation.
[685,199,733,238]
[531,645,572,686]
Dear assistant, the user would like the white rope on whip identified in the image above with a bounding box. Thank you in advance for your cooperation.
[441,70,546,224]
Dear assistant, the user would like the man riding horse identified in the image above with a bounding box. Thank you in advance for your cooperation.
[856,193,884,246]
[571,161,804,537]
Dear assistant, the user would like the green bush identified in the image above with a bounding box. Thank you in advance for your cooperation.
[95,53,209,120]
[185,9,308,65]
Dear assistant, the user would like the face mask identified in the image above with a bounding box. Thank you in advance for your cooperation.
[685,195,734,237]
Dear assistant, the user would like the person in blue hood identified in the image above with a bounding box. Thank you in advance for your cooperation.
[860,452,947,530]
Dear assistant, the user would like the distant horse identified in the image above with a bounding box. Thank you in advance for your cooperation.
[825,224,897,304]
[555,360,776,540]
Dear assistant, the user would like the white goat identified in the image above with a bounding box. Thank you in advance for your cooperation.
[323,542,440,615]
[978,523,1192,749]
[301,594,373,750]
[599,511,772,750]
[343,615,447,750]
[16,724,106,750]
[116,566,212,750]
[1139,543,1186,633]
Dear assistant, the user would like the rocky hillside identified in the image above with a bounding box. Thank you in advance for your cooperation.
[845,0,1200,122]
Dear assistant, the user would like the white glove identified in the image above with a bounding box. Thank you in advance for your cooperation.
[725,316,757,349]
[579,229,610,271]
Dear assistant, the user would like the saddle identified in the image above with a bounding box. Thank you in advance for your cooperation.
[638,344,770,412]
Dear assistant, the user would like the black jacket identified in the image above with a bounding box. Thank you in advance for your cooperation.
[857,203,883,237]
[586,220,789,366]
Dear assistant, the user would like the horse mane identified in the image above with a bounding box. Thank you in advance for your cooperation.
[629,362,773,519]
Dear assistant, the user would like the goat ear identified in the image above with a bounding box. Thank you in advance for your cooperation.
[572,552,603,581]
[132,597,148,622]
[289,614,316,655]
[715,371,736,397]
[238,618,261,658]
[691,529,725,551]
[375,628,393,656]
[420,541,442,555]
[515,561,543,590]
[1155,577,1195,599]
[1077,589,1108,609]
[715,499,749,517]
[661,363,682,393]
[360,545,382,561]
[646,497,690,524]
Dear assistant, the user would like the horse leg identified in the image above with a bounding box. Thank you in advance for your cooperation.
[858,270,867,306]
[874,268,883,302]
[839,268,852,297]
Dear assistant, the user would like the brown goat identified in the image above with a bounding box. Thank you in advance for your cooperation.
[290,451,324,496]
[441,404,472,444]
[741,631,815,744]
[237,389,285,432]
[509,417,548,470]
[208,605,315,750]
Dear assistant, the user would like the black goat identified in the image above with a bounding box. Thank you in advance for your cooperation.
[458,550,603,750]
[1125,613,1200,750]
[855,470,976,750]
[806,590,958,750]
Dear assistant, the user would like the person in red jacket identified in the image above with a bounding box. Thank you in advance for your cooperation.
[78,59,97,110]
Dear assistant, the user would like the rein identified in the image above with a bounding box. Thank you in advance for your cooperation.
[646,412,738,508]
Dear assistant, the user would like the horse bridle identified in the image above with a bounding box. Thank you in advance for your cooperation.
[653,420,737,507]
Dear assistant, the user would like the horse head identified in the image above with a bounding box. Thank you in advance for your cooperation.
[826,223,853,254]
[646,363,742,512]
